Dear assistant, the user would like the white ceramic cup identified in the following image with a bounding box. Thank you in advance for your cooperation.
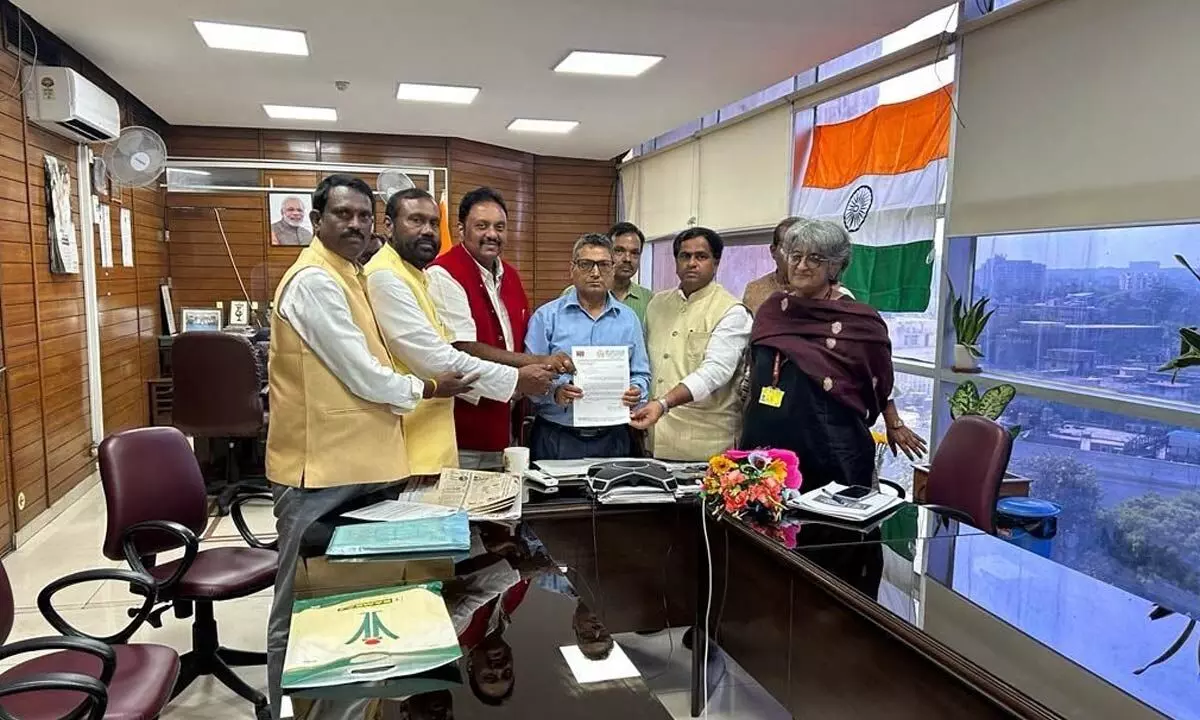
[503,446,530,475]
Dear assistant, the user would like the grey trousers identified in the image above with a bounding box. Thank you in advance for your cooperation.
[267,481,401,720]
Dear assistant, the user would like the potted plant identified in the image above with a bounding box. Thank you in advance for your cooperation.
[1159,254,1200,379]
[950,289,994,373]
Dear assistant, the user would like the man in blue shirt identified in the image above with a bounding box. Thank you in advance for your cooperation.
[526,233,651,460]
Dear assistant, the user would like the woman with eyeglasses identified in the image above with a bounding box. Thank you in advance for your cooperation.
[739,219,926,489]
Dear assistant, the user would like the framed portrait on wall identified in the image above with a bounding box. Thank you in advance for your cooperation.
[180,308,223,333]
[269,193,313,246]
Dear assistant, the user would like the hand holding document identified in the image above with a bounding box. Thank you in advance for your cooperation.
[570,346,631,428]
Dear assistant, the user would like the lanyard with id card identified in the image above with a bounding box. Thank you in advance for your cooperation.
[758,351,785,408]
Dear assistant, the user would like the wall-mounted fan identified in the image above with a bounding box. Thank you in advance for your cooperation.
[377,169,415,201]
[102,125,167,190]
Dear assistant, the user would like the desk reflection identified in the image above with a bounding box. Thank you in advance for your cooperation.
[288,518,664,720]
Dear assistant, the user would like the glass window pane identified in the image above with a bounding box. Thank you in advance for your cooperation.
[974,225,1200,403]
[717,77,796,124]
[975,392,1200,632]
[652,119,701,151]
[166,166,260,190]
[818,4,957,81]
[874,373,934,491]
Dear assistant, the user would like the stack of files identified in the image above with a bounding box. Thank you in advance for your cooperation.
[326,510,470,559]
[595,486,676,505]
[282,582,462,689]
[787,482,903,522]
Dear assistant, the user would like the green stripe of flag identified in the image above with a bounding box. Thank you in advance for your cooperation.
[841,239,934,313]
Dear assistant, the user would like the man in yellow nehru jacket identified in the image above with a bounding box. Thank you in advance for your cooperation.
[364,188,555,475]
[265,175,474,718]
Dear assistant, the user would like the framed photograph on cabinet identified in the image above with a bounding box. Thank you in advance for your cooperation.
[180,308,223,333]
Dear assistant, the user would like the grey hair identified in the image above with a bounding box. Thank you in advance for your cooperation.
[281,195,305,206]
[572,232,613,259]
[780,219,852,281]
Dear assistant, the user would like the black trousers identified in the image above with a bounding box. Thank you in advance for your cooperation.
[530,418,632,461]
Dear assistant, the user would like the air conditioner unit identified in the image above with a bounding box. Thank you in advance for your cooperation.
[22,66,120,143]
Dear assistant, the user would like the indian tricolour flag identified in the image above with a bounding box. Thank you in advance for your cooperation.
[793,83,951,312]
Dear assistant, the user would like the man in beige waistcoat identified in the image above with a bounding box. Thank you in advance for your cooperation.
[265,175,474,718]
[631,227,751,461]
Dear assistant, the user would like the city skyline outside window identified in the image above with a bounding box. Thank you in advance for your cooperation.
[974,226,1200,404]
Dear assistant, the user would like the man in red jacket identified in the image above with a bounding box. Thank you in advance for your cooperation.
[427,187,572,469]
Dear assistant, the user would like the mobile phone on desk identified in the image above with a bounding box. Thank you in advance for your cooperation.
[834,485,873,500]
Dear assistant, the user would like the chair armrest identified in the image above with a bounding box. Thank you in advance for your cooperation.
[878,479,907,500]
[119,520,199,593]
[921,503,978,529]
[230,492,278,551]
[37,569,158,645]
[0,636,116,686]
[0,671,108,720]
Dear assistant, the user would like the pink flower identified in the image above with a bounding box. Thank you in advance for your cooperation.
[721,470,746,490]
[724,449,752,461]
[766,448,803,490]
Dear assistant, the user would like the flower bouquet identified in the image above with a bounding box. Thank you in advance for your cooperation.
[702,449,803,523]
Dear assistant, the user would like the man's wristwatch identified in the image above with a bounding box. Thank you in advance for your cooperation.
[656,398,670,416]
[889,418,904,430]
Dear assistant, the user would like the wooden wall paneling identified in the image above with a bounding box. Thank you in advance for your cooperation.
[161,128,619,335]
[165,191,269,309]
[0,52,14,542]
[317,133,447,169]
[447,139,535,301]
[25,123,94,506]
[94,179,143,435]
[132,184,166,387]
[165,126,261,159]
[532,156,618,307]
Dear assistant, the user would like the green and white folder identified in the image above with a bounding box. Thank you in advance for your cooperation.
[282,582,462,689]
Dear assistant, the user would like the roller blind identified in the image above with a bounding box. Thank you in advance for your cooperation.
[697,105,791,232]
[619,162,640,225]
[637,141,698,239]
[948,0,1200,237]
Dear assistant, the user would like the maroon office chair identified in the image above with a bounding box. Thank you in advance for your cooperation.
[922,415,1013,533]
[99,426,277,720]
[171,331,266,516]
[0,555,179,719]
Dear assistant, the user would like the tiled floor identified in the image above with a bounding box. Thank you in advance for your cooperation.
[3,479,787,719]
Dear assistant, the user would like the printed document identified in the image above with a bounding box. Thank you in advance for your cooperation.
[571,346,630,427]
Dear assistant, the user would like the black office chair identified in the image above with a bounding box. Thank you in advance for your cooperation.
[171,332,267,516]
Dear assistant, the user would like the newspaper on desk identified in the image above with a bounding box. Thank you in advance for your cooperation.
[397,468,523,521]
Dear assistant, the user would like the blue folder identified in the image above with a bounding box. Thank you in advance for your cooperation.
[326,510,471,558]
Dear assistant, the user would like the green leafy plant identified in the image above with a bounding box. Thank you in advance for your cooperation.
[949,285,994,359]
[1159,254,1200,379]
[948,381,1021,439]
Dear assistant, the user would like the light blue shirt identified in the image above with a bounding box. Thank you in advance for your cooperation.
[525,288,651,427]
